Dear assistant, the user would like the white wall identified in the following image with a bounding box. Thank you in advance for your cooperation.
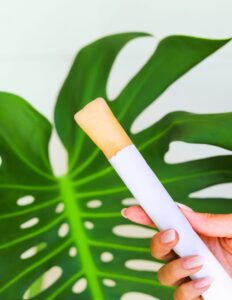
[0,0,232,188]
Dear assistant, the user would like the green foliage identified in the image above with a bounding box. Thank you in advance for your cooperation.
[0,32,231,300]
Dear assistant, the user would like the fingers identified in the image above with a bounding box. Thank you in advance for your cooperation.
[121,204,214,300]
[121,203,192,229]
[121,206,156,228]
[150,229,178,261]
[158,253,212,300]
[121,204,232,238]
[181,210,232,238]
[122,207,179,261]
[158,255,204,286]
[174,277,213,300]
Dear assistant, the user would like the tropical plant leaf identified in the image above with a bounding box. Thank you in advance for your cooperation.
[0,33,231,300]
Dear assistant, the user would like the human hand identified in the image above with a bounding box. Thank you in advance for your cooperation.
[121,203,232,300]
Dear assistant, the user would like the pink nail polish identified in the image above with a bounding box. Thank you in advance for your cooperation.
[175,202,193,211]
[182,256,204,270]
[160,229,176,243]
[121,208,128,219]
[193,277,213,289]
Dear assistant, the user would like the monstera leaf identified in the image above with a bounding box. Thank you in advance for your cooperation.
[0,32,231,300]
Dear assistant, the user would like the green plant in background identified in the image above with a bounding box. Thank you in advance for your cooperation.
[0,32,231,300]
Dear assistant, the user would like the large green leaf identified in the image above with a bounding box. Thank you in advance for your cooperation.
[0,33,231,300]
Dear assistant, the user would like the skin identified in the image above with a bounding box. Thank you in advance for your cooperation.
[121,203,232,300]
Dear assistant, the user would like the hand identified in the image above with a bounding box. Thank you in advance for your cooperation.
[121,203,232,300]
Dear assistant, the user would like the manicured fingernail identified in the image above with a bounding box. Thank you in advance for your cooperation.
[121,208,128,218]
[182,256,204,270]
[175,202,193,211]
[160,229,176,243]
[193,276,213,289]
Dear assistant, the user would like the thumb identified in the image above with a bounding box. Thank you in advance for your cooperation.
[182,209,232,238]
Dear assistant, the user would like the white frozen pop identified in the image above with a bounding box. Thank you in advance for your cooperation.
[74,98,232,300]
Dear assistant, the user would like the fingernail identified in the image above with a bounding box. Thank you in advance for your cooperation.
[175,202,193,212]
[121,208,128,219]
[182,256,204,270]
[193,276,213,289]
[160,229,176,243]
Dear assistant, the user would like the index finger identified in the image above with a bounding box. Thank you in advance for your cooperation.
[121,205,156,228]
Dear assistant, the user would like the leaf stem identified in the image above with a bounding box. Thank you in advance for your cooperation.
[58,175,104,300]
